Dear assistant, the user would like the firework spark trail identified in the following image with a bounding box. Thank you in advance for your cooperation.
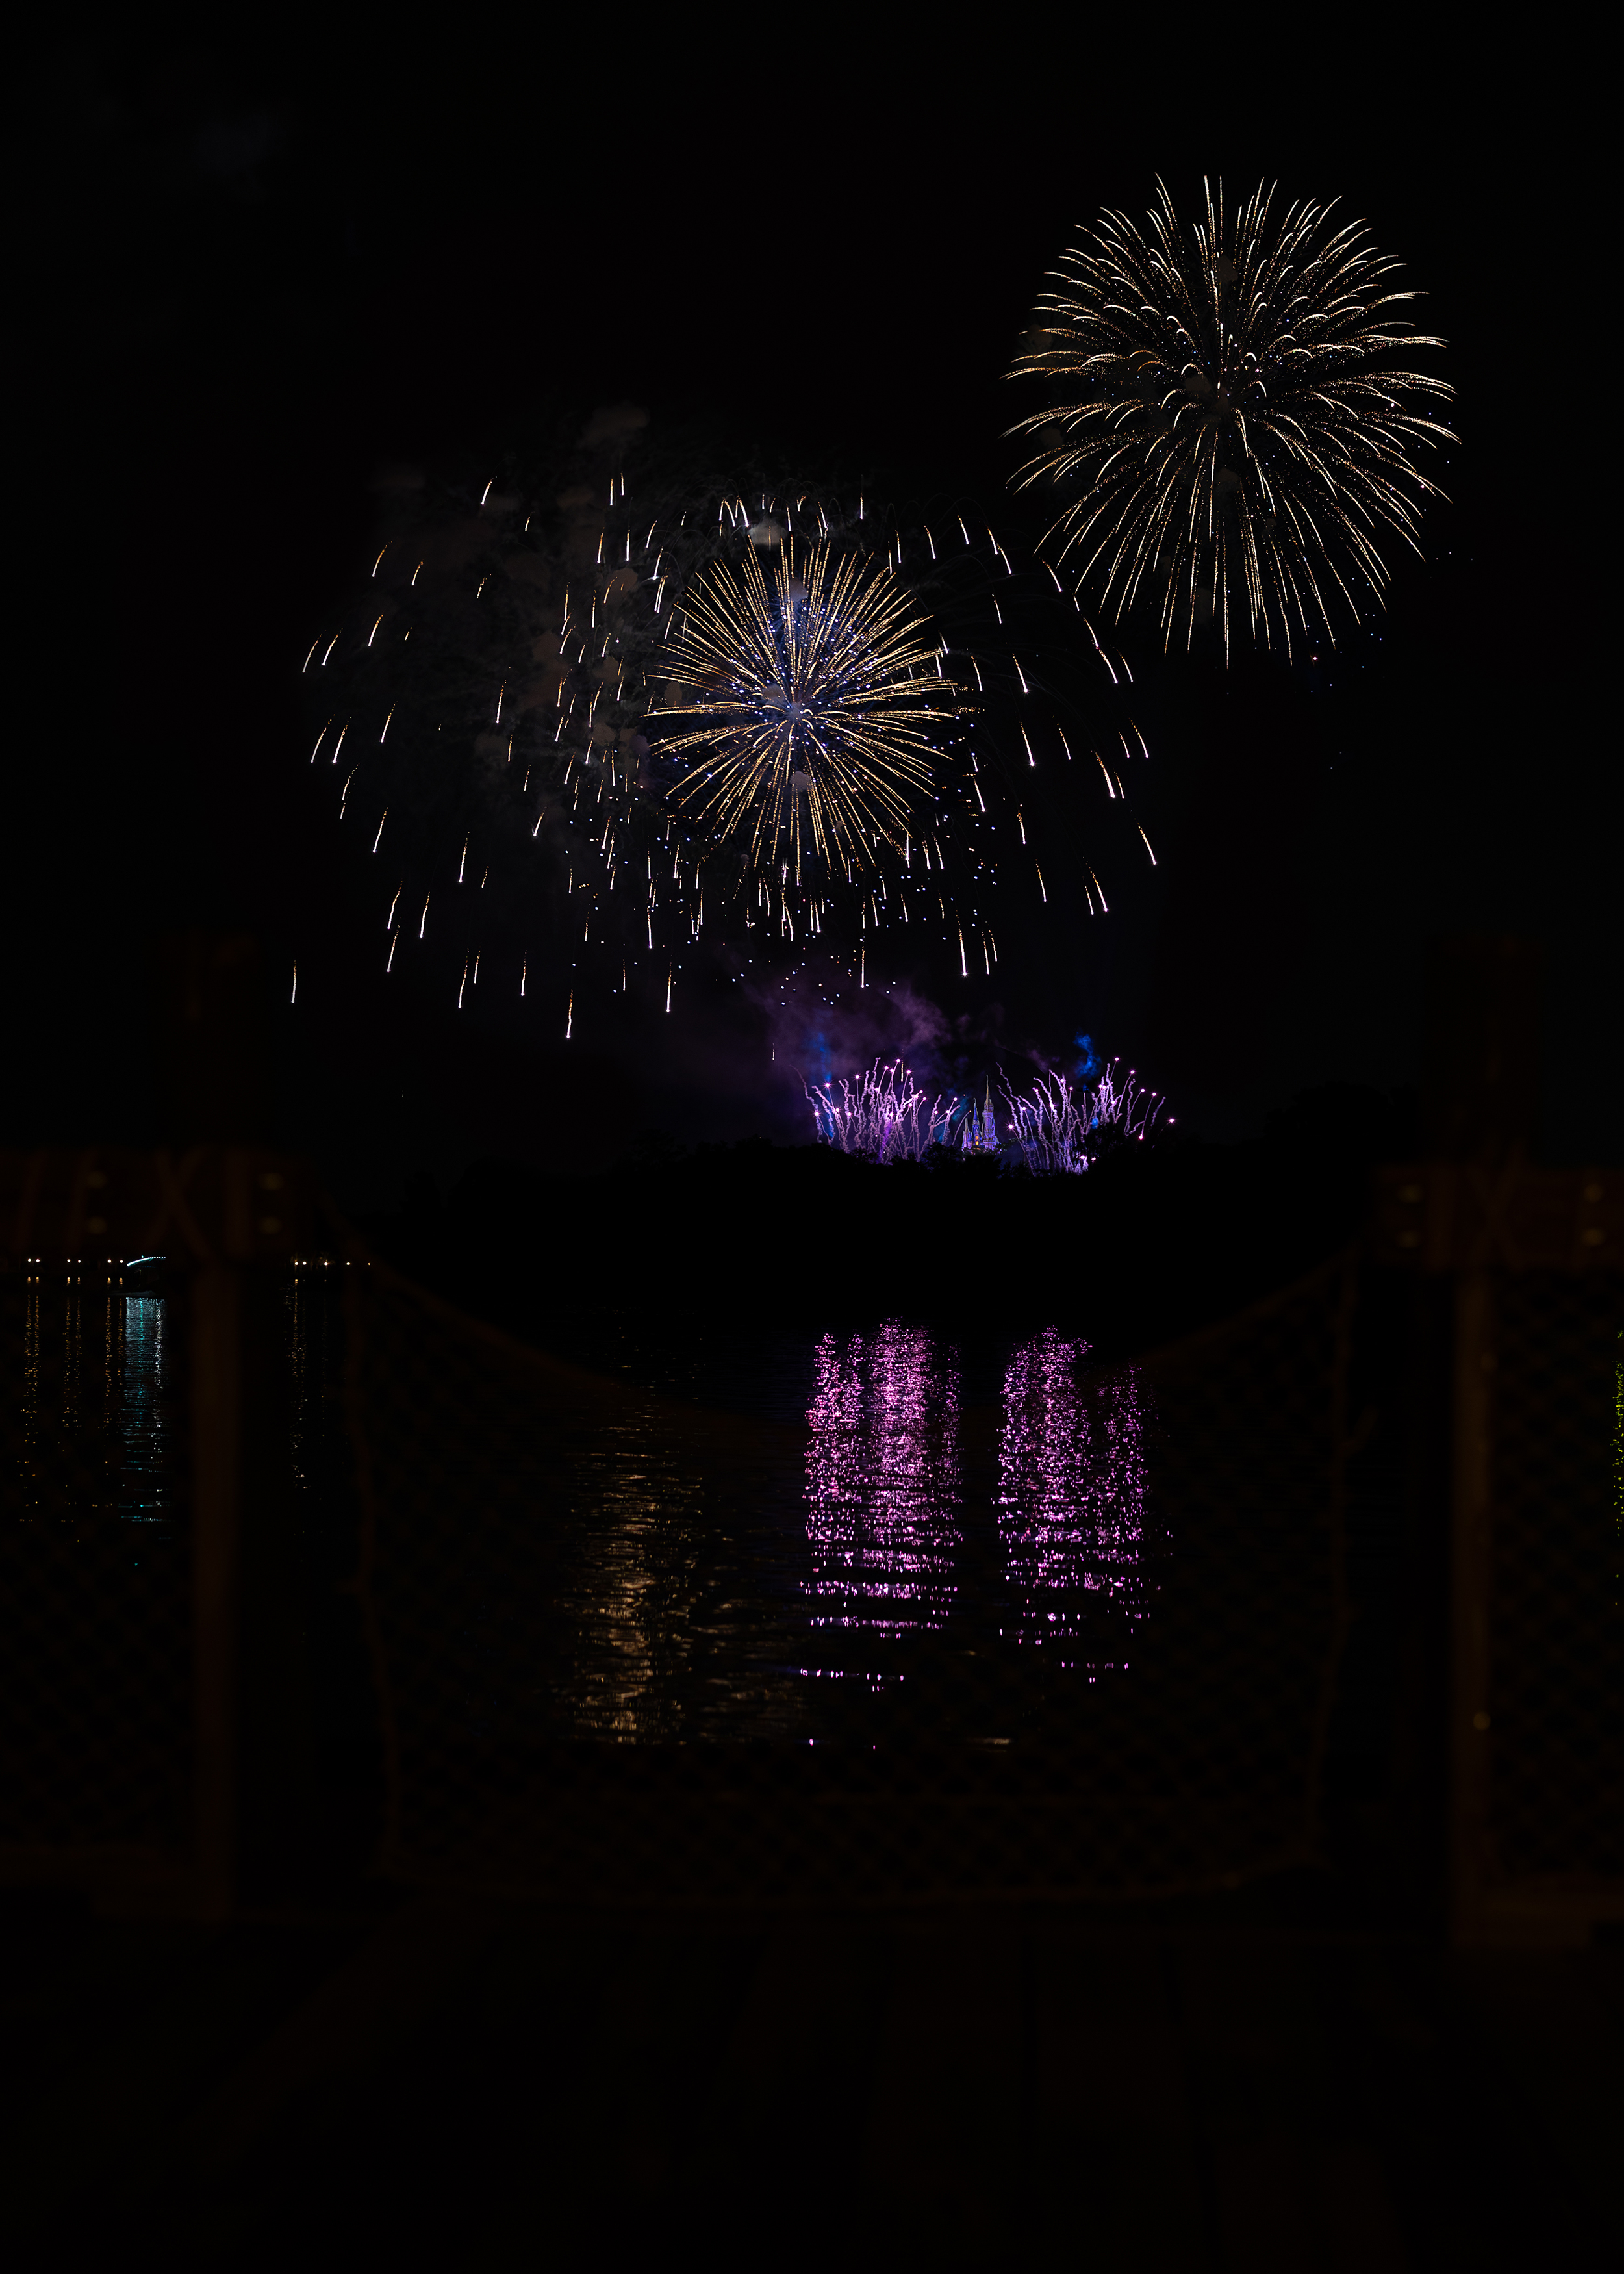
[1008,177,1455,658]
[811,1057,1166,1169]
[806,1059,953,1162]
[1000,1063,1166,1171]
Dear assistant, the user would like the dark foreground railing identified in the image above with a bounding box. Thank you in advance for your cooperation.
[1371,1159,1623,1942]
[342,1246,1354,1909]
[3,1147,1619,1943]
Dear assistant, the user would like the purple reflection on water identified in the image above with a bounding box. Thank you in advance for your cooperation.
[998,1331,1150,1666]
[805,1323,960,1641]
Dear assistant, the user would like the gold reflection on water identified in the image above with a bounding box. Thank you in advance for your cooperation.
[562,1420,708,1742]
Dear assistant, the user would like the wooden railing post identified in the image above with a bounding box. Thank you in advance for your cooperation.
[192,1260,242,1921]
[1,1141,315,1918]
[1422,936,1541,1947]
[1448,1267,1494,1944]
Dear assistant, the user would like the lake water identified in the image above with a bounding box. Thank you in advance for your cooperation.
[542,1305,1156,1677]
[14,1284,171,1522]
[15,1278,1162,1728]
[794,1321,1152,1668]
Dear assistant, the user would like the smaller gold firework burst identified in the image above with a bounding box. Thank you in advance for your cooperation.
[1009,178,1456,658]
[652,538,955,883]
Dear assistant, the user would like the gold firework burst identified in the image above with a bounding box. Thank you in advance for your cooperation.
[1008,177,1456,658]
[652,537,954,882]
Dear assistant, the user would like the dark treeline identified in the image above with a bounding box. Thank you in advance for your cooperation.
[353,1081,1417,1379]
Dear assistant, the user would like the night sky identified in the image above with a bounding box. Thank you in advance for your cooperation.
[12,39,1616,1201]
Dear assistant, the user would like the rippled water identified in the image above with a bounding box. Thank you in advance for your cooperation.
[16,1285,171,1520]
[15,1279,1163,1719]
[540,1310,1163,1732]
[998,1330,1151,1665]
[806,1324,963,1648]
[798,1323,1154,1673]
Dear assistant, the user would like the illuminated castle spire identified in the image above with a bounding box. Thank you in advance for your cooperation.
[960,1079,999,1154]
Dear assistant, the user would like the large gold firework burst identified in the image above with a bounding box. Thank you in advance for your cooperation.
[1008,179,1456,657]
[652,537,955,880]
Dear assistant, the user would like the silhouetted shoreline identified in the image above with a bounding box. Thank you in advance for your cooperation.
[355,1080,1419,1374]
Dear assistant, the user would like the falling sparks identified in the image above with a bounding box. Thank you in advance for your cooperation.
[305,470,1156,1032]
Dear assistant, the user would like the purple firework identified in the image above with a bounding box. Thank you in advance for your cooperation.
[809,1056,1166,1169]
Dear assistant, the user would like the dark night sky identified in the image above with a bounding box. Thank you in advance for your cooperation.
[11,36,1618,1199]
